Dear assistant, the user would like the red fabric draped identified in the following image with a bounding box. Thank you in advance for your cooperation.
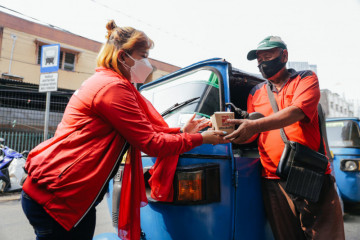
[118,83,180,240]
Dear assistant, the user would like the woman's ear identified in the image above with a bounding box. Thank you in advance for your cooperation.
[117,50,125,62]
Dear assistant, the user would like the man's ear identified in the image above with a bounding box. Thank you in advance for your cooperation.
[282,49,288,63]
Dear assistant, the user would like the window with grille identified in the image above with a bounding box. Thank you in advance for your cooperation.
[37,45,76,71]
[64,52,75,71]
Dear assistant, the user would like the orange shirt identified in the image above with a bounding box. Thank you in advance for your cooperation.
[247,69,330,178]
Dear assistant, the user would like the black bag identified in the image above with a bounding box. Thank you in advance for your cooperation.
[277,141,328,202]
[266,84,328,202]
[276,141,328,180]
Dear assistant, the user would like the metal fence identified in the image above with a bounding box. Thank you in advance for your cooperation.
[0,78,73,152]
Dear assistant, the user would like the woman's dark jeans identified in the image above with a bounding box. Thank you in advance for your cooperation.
[21,191,96,240]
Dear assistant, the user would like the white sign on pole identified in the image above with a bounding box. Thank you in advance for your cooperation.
[39,73,58,92]
[40,44,60,73]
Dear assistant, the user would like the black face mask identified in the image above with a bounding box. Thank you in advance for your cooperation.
[258,53,286,79]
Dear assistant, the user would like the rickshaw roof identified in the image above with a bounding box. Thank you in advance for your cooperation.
[326,117,360,122]
[141,58,266,90]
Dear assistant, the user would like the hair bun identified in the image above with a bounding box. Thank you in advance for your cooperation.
[105,20,117,39]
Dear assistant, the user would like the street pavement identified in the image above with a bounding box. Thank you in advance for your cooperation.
[0,192,359,240]
[0,192,115,240]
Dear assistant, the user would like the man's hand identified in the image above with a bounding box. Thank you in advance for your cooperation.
[224,119,259,144]
[223,106,305,144]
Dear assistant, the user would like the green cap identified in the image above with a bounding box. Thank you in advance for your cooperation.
[247,36,287,61]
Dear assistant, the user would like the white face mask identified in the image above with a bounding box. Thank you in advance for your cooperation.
[123,53,153,84]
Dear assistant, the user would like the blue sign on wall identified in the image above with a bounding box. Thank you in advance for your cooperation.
[40,44,60,73]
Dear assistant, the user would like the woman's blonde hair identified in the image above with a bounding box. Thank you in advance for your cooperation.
[97,20,154,75]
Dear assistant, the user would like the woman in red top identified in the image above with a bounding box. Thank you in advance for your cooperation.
[21,20,227,240]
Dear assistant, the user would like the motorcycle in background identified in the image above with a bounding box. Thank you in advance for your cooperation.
[0,137,28,193]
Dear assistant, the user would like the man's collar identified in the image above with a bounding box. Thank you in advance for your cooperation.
[288,68,298,78]
[267,68,295,92]
[267,80,277,92]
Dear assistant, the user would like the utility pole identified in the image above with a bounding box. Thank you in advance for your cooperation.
[39,44,60,141]
[8,34,17,74]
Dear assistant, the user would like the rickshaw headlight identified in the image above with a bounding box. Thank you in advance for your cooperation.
[345,161,357,171]
[340,159,360,172]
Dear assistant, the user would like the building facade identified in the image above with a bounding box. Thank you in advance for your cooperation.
[0,10,179,90]
[287,61,317,74]
[320,89,354,118]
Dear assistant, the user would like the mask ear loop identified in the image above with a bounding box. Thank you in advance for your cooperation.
[118,51,131,69]
[121,61,131,69]
[124,52,138,62]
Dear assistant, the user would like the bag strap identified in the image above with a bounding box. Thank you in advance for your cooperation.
[266,83,289,143]
[266,82,325,154]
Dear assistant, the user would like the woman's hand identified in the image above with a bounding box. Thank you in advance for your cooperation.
[201,130,230,145]
[182,113,211,134]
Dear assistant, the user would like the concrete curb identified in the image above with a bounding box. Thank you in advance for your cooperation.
[0,192,21,202]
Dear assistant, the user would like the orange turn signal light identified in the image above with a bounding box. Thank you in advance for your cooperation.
[176,171,203,201]
[143,163,220,204]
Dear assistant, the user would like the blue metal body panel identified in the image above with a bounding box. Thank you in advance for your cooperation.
[95,59,274,239]
[233,156,273,239]
[326,118,360,203]
[141,152,233,240]
[139,60,238,239]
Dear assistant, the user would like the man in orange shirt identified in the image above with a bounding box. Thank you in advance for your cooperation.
[225,36,344,240]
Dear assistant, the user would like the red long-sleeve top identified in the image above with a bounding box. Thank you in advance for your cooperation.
[23,67,202,237]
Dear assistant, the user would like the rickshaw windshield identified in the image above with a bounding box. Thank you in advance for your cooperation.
[326,120,360,148]
[141,69,220,128]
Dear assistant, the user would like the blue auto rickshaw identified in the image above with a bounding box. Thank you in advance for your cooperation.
[326,117,360,206]
[94,58,275,240]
